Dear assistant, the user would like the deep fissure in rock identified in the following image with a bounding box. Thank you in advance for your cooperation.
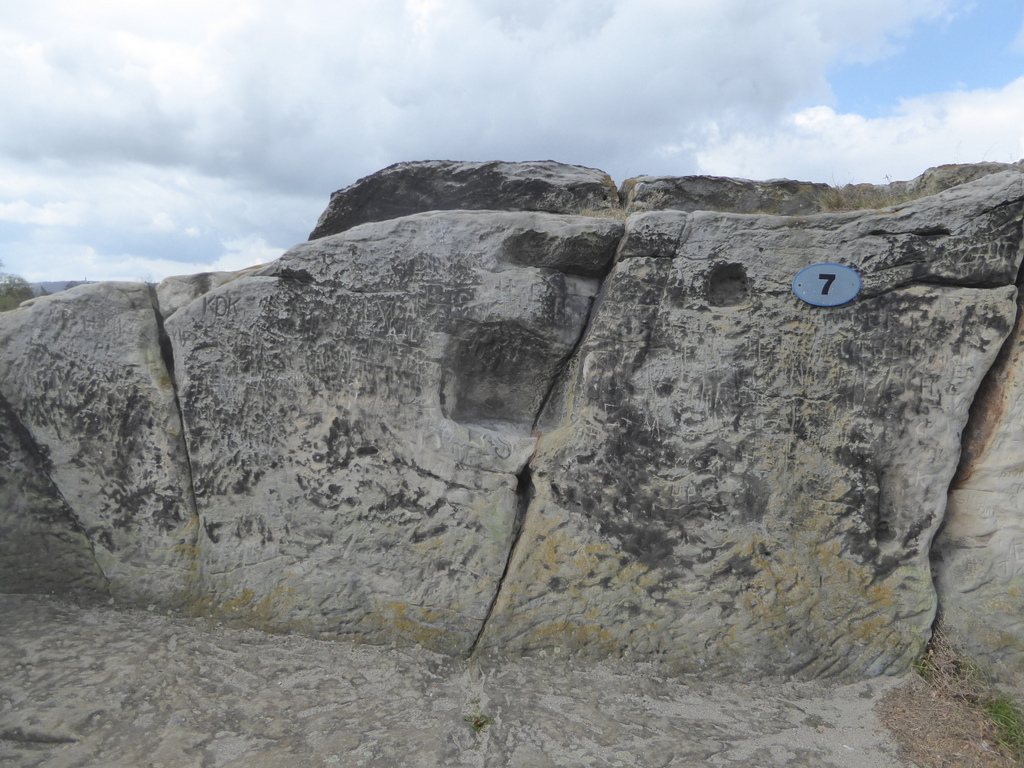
[469,463,534,657]
[146,286,202,550]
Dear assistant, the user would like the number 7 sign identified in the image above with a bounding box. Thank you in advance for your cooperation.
[792,264,861,307]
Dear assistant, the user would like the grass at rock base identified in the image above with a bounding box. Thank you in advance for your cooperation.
[878,626,1024,767]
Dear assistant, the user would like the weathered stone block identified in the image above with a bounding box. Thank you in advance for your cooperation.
[936,294,1024,680]
[620,174,830,215]
[165,211,622,653]
[476,171,1024,679]
[0,395,108,596]
[0,283,196,605]
[309,160,619,239]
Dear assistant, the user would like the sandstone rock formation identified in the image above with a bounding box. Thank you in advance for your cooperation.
[2,161,1023,682]
[619,161,1024,217]
[308,160,619,239]
[620,174,830,215]
[164,211,621,653]
[477,170,1023,678]
[0,283,195,605]
[935,294,1024,674]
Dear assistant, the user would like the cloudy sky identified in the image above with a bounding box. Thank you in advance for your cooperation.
[1,0,1022,284]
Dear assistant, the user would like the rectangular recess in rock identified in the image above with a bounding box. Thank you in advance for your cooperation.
[164,210,623,653]
[476,171,1024,680]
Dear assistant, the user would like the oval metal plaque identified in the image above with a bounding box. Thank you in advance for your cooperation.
[792,263,861,307]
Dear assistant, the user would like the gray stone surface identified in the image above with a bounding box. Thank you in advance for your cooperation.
[164,211,622,653]
[848,160,1024,206]
[936,292,1024,681]
[0,395,108,597]
[620,174,830,215]
[154,266,264,322]
[0,594,909,768]
[0,283,196,607]
[308,160,619,239]
[477,170,1024,680]
[3,162,1024,685]
[621,161,1024,217]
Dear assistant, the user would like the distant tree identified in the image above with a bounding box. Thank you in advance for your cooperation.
[0,260,33,312]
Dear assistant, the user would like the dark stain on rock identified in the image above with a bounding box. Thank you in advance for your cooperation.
[707,263,749,307]
[412,524,448,544]
[204,521,222,544]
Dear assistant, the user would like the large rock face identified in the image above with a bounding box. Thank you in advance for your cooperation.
[3,161,1024,681]
[476,170,1023,678]
[164,211,621,653]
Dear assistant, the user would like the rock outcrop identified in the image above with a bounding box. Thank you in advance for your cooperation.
[0,283,195,605]
[164,211,620,652]
[308,160,619,239]
[935,293,1024,673]
[620,174,830,215]
[2,161,1024,682]
[476,171,1023,679]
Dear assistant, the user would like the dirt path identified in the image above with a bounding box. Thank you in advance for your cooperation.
[0,595,912,767]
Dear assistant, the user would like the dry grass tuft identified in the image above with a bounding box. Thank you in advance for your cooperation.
[877,627,1023,767]
[816,183,922,211]
[575,191,670,221]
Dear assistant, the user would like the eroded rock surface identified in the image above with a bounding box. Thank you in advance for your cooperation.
[936,293,1024,679]
[0,283,195,605]
[308,160,619,239]
[0,396,108,596]
[477,170,1024,679]
[165,211,621,653]
[621,174,830,215]
[0,594,908,768]
[3,162,1024,682]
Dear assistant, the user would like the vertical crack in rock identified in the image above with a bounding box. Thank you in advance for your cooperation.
[146,285,201,544]
[469,464,534,657]
[534,262,618,434]
[470,260,619,656]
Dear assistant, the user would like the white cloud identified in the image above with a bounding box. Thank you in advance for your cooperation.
[0,200,84,226]
[1,0,1013,282]
[209,235,282,274]
[694,76,1024,184]
[0,0,961,189]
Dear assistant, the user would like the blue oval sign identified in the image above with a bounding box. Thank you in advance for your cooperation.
[792,264,861,307]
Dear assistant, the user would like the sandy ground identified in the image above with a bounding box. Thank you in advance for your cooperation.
[0,594,915,767]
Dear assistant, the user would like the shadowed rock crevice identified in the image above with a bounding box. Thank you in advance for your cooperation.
[707,263,750,307]
[440,325,567,434]
[469,464,534,657]
[145,284,202,556]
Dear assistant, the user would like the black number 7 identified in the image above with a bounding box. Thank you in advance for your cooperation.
[818,273,836,295]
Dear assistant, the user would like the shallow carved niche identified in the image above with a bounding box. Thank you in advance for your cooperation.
[707,263,749,307]
[439,324,558,433]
